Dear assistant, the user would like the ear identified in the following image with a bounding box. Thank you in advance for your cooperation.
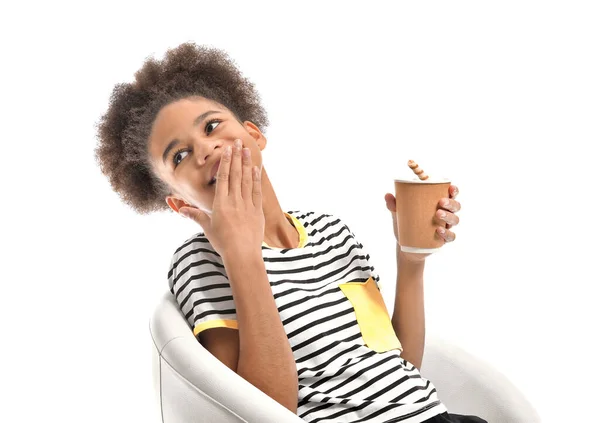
[165,195,190,214]
[244,121,267,151]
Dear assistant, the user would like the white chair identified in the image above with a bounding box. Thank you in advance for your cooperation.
[150,292,541,423]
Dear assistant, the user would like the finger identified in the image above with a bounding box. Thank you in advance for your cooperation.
[436,226,456,242]
[215,145,232,197]
[230,139,243,197]
[252,165,262,207]
[439,198,461,213]
[241,147,253,200]
[449,185,459,199]
[384,193,396,212]
[435,209,460,227]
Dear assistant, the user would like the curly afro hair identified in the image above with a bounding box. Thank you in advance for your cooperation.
[94,42,269,214]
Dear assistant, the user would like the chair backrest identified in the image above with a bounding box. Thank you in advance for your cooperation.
[421,338,541,423]
[150,291,540,423]
[149,291,305,423]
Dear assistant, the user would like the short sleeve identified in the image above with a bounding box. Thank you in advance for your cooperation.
[334,213,383,291]
[352,236,383,291]
[167,237,238,337]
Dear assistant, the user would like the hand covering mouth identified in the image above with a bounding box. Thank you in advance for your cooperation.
[208,160,220,186]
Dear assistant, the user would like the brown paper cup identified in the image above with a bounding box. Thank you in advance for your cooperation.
[394,177,451,254]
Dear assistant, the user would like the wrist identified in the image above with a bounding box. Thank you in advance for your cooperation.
[222,248,264,264]
[396,244,427,265]
[222,250,266,288]
[396,245,425,282]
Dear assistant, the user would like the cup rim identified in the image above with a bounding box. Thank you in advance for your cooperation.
[394,177,451,184]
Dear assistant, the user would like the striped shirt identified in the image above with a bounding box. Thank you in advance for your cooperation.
[167,210,447,422]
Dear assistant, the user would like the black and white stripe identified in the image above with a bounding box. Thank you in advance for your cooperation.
[167,210,446,422]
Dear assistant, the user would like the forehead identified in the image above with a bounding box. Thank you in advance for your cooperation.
[151,97,221,142]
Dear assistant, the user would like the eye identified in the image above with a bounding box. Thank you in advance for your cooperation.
[172,148,189,168]
[171,119,222,168]
[205,118,221,134]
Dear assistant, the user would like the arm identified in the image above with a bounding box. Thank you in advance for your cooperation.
[386,184,460,370]
[390,244,426,370]
[220,250,298,414]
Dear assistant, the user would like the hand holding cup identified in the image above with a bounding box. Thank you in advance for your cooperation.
[384,160,461,261]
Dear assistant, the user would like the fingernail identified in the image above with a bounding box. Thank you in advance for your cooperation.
[234,139,242,148]
[439,228,446,235]
[180,209,190,218]
[440,211,447,219]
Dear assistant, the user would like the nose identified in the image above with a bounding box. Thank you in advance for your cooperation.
[193,137,222,167]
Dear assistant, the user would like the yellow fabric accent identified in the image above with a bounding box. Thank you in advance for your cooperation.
[262,212,308,248]
[339,277,403,353]
[193,319,238,336]
[287,213,308,248]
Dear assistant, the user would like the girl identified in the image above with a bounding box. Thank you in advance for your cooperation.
[95,42,483,423]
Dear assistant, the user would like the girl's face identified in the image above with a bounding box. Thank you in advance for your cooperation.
[147,96,266,214]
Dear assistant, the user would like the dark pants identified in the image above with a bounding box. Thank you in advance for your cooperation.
[423,412,488,423]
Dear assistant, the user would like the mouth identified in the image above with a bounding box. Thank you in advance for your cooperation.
[208,160,220,186]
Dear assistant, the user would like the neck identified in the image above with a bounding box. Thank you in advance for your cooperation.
[260,168,299,249]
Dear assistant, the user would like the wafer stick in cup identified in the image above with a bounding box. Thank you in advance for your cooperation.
[407,160,429,181]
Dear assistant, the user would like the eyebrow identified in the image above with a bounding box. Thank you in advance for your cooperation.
[162,110,221,165]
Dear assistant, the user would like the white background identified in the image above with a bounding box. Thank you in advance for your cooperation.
[1,1,598,422]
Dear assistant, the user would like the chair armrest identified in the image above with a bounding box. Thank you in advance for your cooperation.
[150,292,304,423]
